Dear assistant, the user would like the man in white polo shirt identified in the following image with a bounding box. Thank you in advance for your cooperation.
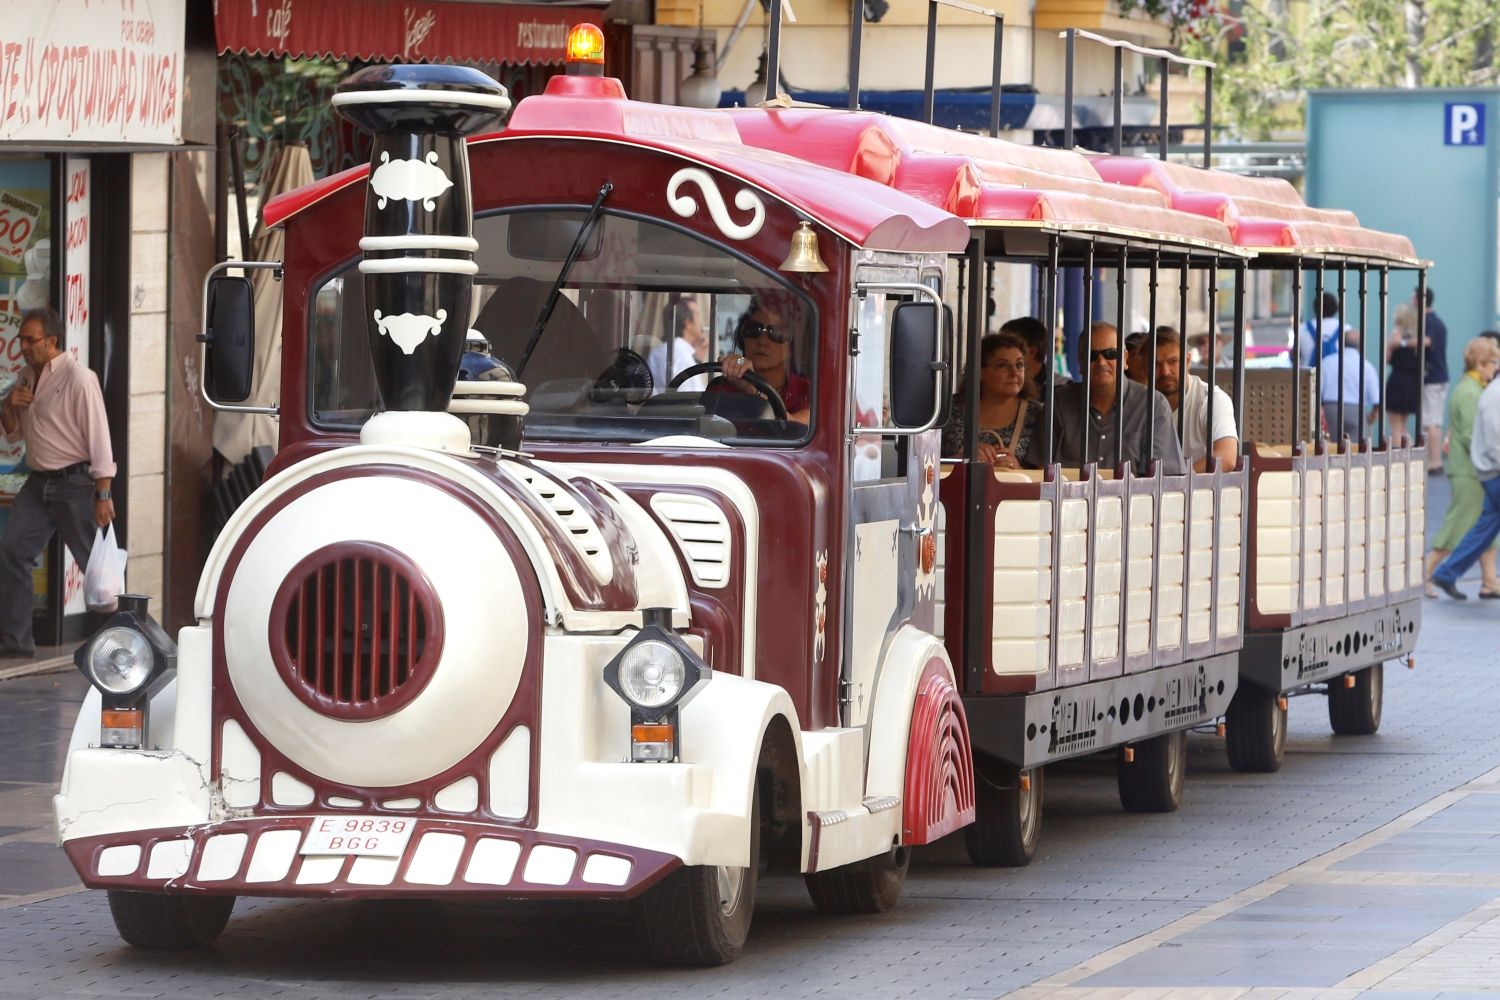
[0,307,115,656]
[1151,325,1239,472]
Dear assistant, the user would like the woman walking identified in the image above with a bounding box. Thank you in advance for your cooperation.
[1426,336,1500,597]
[1386,302,1420,447]
[943,332,1040,470]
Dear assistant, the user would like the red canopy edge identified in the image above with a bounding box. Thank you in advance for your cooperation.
[215,0,604,67]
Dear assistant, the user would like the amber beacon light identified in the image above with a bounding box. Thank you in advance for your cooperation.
[565,23,606,74]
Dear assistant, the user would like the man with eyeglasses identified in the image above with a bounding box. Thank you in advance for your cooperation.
[1050,321,1184,475]
[0,307,115,658]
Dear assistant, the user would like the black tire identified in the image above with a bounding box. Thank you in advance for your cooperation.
[804,844,910,914]
[1117,730,1188,813]
[107,891,235,949]
[1225,685,1287,773]
[964,761,1044,867]
[640,787,760,966]
[1328,662,1383,735]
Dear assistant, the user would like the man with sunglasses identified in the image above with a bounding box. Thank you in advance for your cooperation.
[1050,321,1184,475]
[715,301,810,423]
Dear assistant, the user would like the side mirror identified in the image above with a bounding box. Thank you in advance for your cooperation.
[889,301,949,429]
[202,274,255,403]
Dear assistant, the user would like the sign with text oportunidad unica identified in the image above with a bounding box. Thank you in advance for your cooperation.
[0,0,184,144]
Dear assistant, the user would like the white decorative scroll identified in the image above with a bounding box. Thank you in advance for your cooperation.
[666,167,765,241]
[813,549,829,664]
[373,308,447,355]
[369,150,453,210]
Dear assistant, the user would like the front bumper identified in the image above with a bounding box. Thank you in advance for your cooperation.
[63,815,680,900]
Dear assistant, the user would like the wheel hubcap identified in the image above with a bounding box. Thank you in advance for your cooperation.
[716,864,746,916]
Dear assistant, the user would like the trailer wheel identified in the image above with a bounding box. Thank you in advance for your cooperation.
[640,785,760,966]
[804,843,909,914]
[107,891,235,949]
[964,761,1044,867]
[1224,685,1287,773]
[1328,663,1383,736]
[1117,730,1187,813]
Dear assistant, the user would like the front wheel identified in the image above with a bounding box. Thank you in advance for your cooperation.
[1118,730,1187,813]
[964,761,1044,867]
[639,790,760,966]
[804,844,909,914]
[107,891,235,949]
[1328,662,1384,735]
[1225,685,1287,773]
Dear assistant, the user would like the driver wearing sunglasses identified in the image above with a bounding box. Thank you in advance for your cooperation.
[715,301,811,423]
[1050,321,1185,475]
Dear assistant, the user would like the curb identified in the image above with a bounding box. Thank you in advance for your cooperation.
[0,655,73,682]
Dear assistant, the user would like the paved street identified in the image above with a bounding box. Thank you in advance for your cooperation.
[5,483,1500,999]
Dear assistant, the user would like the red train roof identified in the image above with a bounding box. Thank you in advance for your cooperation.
[1090,155,1420,263]
[264,77,970,255]
[729,108,1241,252]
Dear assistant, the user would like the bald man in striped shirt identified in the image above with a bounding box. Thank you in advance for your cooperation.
[0,307,115,657]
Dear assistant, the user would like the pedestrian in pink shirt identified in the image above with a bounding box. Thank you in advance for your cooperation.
[0,307,115,657]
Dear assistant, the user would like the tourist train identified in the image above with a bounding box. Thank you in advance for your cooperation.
[53,24,1424,965]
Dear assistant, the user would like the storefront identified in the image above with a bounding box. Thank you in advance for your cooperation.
[0,0,207,644]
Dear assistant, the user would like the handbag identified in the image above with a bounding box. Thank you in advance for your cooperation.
[83,524,128,613]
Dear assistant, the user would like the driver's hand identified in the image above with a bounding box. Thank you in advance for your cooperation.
[720,354,756,392]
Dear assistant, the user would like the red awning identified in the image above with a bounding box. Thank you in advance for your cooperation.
[215,0,605,66]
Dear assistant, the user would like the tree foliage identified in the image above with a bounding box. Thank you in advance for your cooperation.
[1183,0,1499,139]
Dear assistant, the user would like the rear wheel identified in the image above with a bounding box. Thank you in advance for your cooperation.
[640,787,760,966]
[1118,730,1187,813]
[804,844,909,914]
[964,760,1044,867]
[1225,685,1287,773]
[107,891,235,949]
[1328,663,1384,735]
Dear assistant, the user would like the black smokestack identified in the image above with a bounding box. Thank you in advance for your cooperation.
[332,65,509,414]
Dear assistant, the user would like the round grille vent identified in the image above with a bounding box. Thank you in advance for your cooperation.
[269,542,445,720]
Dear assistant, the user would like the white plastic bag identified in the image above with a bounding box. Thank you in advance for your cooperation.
[84,524,128,613]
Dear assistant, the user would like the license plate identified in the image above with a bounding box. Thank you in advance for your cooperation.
[300,816,416,857]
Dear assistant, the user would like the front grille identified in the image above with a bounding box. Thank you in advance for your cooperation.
[273,544,443,718]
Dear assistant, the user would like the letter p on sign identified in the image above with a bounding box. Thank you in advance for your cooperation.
[1446,103,1484,146]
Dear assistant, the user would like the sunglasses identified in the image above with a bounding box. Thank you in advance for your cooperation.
[740,320,791,344]
[1089,348,1121,362]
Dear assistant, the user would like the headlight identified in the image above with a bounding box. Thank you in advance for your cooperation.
[88,627,154,695]
[618,639,686,708]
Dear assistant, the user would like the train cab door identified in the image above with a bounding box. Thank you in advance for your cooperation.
[841,275,944,729]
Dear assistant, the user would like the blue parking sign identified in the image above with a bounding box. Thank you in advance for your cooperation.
[1446,103,1485,146]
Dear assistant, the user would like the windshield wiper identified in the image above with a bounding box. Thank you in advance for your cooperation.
[516,182,613,378]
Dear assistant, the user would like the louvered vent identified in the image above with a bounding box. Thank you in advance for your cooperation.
[650,493,731,588]
[511,467,612,580]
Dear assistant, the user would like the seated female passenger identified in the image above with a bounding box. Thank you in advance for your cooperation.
[942,332,1039,470]
[714,300,811,424]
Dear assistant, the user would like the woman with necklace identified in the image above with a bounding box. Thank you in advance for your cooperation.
[942,333,1039,470]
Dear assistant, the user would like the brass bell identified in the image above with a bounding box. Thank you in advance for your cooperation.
[778,220,828,273]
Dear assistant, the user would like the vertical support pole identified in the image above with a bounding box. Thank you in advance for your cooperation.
[962,236,988,694]
[1112,45,1124,156]
[1232,262,1247,445]
[847,0,862,110]
[1043,235,1060,468]
[1206,258,1218,470]
[1115,245,1128,470]
[1080,239,1095,465]
[1146,250,1160,464]
[964,240,984,457]
[1416,269,1428,447]
[923,0,938,125]
[1177,253,1190,447]
[1336,265,1347,444]
[1313,267,1325,447]
[1290,264,1302,451]
[1064,29,1076,149]
[1158,56,1169,161]
[990,15,1005,137]
[767,0,783,101]
[1377,269,1388,450]
[1203,66,1213,168]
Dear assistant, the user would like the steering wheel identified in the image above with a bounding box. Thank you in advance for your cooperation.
[667,361,789,421]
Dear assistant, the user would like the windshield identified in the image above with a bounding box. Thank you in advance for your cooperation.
[310,208,816,445]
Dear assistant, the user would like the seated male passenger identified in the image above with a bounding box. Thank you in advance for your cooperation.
[1150,326,1239,472]
[714,299,811,423]
[1050,321,1185,475]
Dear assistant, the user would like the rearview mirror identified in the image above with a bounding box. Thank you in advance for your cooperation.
[202,274,255,403]
[890,301,949,429]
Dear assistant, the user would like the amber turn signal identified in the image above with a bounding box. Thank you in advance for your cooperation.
[631,723,674,743]
[101,709,142,729]
[566,23,606,64]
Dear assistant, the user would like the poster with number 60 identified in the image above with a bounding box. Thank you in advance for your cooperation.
[0,192,43,264]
